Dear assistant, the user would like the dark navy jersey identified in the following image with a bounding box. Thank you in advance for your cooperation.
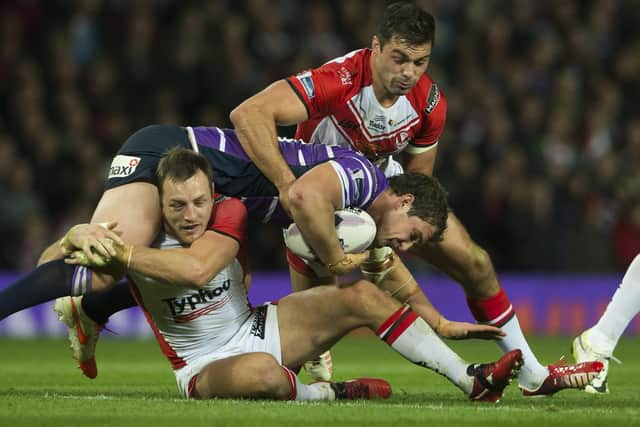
[190,126,387,225]
[106,125,388,225]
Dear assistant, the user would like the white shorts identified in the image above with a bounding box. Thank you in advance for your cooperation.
[174,303,282,398]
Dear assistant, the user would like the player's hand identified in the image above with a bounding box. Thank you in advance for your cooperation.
[435,318,506,341]
[65,239,131,269]
[60,222,124,264]
[326,251,370,276]
[277,182,294,217]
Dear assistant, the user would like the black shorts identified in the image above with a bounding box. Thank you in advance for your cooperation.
[104,125,191,190]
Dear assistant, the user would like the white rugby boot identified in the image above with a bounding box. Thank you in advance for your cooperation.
[572,329,620,394]
[303,351,333,381]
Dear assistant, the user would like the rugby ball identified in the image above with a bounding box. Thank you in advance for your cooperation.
[284,208,377,260]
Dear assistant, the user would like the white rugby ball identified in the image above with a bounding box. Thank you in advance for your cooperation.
[284,208,377,260]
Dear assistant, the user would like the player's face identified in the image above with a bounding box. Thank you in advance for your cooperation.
[374,198,439,252]
[160,170,214,245]
[371,35,432,97]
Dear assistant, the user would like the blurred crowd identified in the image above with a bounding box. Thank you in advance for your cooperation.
[1,0,639,273]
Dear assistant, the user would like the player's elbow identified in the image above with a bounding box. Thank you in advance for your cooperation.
[287,182,319,215]
[229,103,249,128]
[230,98,270,128]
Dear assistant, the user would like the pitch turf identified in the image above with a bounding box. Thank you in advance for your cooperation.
[0,335,638,427]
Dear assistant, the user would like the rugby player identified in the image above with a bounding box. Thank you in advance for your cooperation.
[229,1,601,396]
[50,147,524,402]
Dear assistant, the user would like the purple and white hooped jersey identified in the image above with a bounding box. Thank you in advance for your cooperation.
[189,126,388,225]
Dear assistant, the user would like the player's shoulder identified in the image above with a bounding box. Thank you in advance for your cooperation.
[322,48,369,68]
[209,195,247,229]
[315,48,369,81]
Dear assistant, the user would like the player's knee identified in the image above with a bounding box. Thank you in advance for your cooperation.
[466,244,495,282]
[245,353,289,398]
[342,280,388,316]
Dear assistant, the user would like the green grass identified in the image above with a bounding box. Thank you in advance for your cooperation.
[0,336,638,427]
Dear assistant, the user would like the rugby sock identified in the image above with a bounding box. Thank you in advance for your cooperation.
[0,260,90,320]
[81,280,137,325]
[376,306,473,395]
[467,289,548,390]
[589,254,640,354]
[281,366,335,401]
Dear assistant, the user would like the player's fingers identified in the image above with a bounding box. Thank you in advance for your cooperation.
[92,239,114,259]
[470,326,505,340]
[474,325,505,336]
[64,257,82,265]
[351,251,370,266]
[104,229,125,246]
[104,221,118,230]
[68,250,90,266]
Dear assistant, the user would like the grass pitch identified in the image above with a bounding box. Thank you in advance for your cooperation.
[0,335,638,427]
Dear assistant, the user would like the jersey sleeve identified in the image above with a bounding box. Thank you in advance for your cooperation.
[208,197,248,244]
[285,63,349,119]
[327,150,388,210]
[406,84,447,154]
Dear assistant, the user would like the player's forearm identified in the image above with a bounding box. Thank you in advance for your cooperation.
[374,256,444,330]
[117,245,228,289]
[405,290,445,332]
[230,105,296,190]
[288,191,344,265]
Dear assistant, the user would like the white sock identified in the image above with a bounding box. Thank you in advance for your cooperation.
[281,367,335,401]
[589,254,640,355]
[377,306,472,395]
[496,315,548,390]
[467,291,548,390]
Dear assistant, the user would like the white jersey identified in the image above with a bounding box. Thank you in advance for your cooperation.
[129,232,252,370]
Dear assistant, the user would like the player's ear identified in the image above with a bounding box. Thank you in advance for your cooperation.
[401,194,415,208]
[372,35,381,52]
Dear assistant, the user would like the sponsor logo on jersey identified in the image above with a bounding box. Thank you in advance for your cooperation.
[368,115,387,132]
[388,116,411,128]
[108,155,141,179]
[394,131,410,149]
[424,83,440,114]
[338,66,352,85]
[162,279,231,321]
[296,71,315,99]
[250,305,267,339]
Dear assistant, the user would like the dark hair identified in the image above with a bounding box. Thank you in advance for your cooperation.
[387,172,449,242]
[157,147,213,194]
[377,1,435,48]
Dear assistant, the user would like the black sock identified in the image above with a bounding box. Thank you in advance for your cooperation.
[81,280,137,325]
[0,260,91,320]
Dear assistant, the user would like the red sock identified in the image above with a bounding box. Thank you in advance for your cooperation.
[281,366,298,400]
[467,289,515,327]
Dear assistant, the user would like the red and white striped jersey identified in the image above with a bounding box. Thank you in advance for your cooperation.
[128,197,252,370]
[287,48,446,159]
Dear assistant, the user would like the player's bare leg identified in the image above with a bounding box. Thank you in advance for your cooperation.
[289,267,337,380]
[193,352,389,401]
[87,182,162,288]
[413,212,602,393]
[193,353,297,399]
[277,279,522,402]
